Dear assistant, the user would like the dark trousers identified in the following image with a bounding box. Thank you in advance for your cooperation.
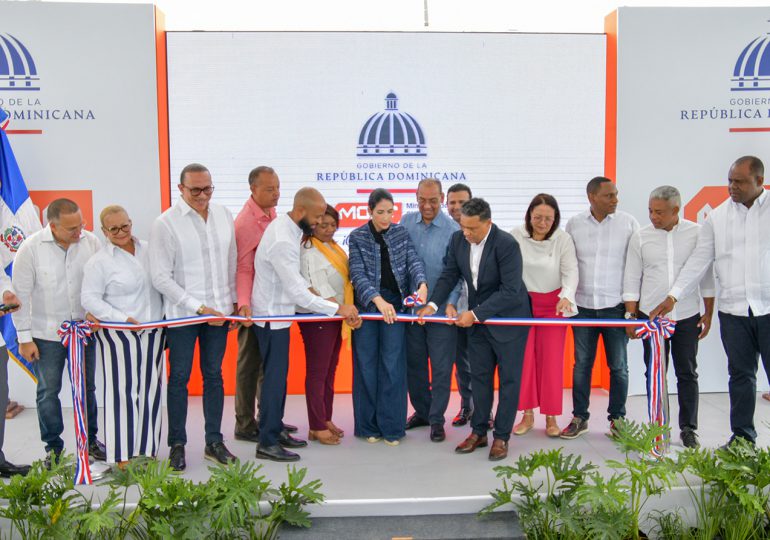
[454,327,473,410]
[253,324,291,447]
[166,323,228,447]
[468,325,528,442]
[35,338,98,453]
[641,312,700,432]
[234,325,264,433]
[298,320,343,431]
[406,321,457,425]
[571,303,629,422]
[352,318,407,441]
[718,310,770,442]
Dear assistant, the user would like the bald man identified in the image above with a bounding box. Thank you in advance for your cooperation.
[251,188,360,461]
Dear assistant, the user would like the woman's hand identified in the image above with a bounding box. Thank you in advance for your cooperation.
[416,283,428,305]
[555,297,573,316]
[373,297,398,325]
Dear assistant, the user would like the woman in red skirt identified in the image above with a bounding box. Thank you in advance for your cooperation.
[511,194,578,437]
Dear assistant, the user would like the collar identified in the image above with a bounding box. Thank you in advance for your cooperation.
[756,188,768,207]
[105,237,140,255]
[473,223,493,247]
[588,209,616,224]
[247,196,277,220]
[284,213,303,240]
[176,197,197,216]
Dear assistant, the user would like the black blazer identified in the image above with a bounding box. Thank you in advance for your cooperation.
[430,224,531,343]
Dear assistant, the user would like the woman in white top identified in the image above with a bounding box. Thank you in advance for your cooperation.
[510,194,578,437]
[81,206,164,464]
[298,205,356,445]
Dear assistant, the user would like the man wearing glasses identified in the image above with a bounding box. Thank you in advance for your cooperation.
[12,198,106,467]
[150,163,238,470]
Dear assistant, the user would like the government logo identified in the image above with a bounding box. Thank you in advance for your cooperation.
[0,34,40,92]
[357,93,427,157]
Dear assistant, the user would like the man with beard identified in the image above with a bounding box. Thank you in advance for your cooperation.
[251,187,361,461]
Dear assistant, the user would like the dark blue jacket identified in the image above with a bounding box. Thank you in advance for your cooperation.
[348,222,427,310]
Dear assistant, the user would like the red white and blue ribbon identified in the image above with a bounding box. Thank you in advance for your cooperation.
[636,318,677,457]
[58,320,94,485]
[402,292,424,309]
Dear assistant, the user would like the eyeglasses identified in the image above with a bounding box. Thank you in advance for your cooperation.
[531,215,555,223]
[104,222,132,235]
[181,184,215,196]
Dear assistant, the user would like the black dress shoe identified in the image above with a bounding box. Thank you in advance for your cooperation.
[204,442,236,465]
[88,439,107,461]
[452,407,473,427]
[279,430,307,448]
[405,413,429,430]
[282,422,298,433]
[234,429,260,442]
[256,444,300,462]
[430,424,446,442]
[0,461,30,478]
[169,444,186,471]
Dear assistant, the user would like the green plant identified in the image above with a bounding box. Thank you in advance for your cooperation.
[480,447,596,539]
[606,419,676,540]
[0,454,325,539]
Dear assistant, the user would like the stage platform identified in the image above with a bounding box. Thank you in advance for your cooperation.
[2,390,770,536]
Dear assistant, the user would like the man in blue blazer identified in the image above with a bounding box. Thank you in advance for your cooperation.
[418,198,531,460]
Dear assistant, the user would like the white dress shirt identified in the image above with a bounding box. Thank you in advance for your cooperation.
[11,225,102,342]
[623,220,715,320]
[81,239,163,323]
[0,273,13,348]
[566,209,639,309]
[299,243,346,309]
[149,199,237,319]
[510,226,579,305]
[669,190,770,317]
[252,214,338,330]
[469,226,492,290]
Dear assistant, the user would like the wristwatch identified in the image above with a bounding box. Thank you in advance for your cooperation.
[196,305,206,315]
[624,312,637,320]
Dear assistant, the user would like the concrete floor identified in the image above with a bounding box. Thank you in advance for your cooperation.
[3,389,770,519]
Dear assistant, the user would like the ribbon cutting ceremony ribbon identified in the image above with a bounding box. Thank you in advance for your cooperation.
[636,318,677,457]
[58,320,94,485]
[402,292,423,308]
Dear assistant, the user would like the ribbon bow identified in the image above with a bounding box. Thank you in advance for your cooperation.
[635,317,676,458]
[58,320,94,485]
[402,292,423,309]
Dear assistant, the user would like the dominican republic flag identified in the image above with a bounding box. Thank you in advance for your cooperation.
[0,108,42,381]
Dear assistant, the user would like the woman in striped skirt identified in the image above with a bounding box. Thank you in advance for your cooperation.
[81,206,165,464]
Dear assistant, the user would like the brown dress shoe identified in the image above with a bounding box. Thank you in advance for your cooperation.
[488,439,508,461]
[455,433,488,454]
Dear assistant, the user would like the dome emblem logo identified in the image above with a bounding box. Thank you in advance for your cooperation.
[357,93,427,157]
[0,34,40,92]
[732,31,770,91]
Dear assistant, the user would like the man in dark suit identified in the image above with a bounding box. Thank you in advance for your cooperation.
[417,198,531,460]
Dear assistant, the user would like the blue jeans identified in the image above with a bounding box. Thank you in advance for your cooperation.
[34,338,98,453]
[571,303,629,421]
[352,315,407,441]
[166,323,228,446]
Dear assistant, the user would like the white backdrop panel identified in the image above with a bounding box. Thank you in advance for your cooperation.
[167,32,605,238]
[615,7,770,394]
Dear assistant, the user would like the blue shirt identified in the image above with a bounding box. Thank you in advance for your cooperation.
[400,211,461,312]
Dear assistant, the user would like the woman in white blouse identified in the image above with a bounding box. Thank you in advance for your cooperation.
[81,206,164,464]
[298,205,356,445]
[510,194,578,437]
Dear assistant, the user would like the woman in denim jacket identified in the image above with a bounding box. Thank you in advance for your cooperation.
[348,188,427,445]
